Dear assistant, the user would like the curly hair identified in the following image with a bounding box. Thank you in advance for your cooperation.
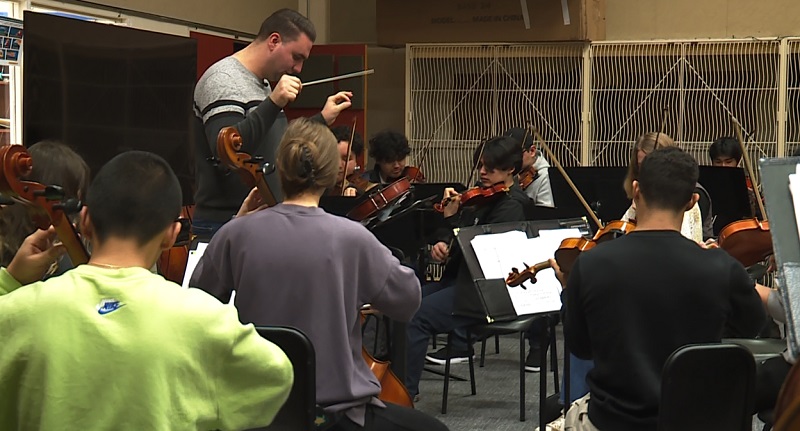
[368,130,410,163]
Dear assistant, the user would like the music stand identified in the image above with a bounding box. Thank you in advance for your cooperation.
[759,157,800,359]
[547,167,630,226]
[697,166,752,235]
[318,195,360,217]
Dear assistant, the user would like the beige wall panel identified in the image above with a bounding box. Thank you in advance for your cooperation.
[366,46,405,140]
[329,0,377,43]
[91,0,297,34]
[607,0,800,40]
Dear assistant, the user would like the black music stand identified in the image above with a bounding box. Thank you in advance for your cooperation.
[453,219,585,429]
[697,166,752,234]
[318,195,360,217]
[547,167,630,227]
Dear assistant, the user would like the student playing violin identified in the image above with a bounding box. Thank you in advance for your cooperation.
[405,136,528,400]
[558,146,764,431]
[330,124,364,196]
[622,132,713,241]
[366,130,421,184]
[190,118,448,431]
[505,127,554,207]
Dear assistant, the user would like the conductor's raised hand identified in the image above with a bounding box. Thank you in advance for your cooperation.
[269,75,302,108]
[321,91,353,125]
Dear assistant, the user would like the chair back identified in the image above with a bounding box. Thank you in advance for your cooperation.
[658,343,755,431]
[253,326,316,431]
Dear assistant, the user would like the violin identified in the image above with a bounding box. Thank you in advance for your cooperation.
[717,126,772,267]
[216,127,277,206]
[506,220,636,286]
[518,166,538,191]
[359,310,414,407]
[346,177,412,222]
[718,219,771,267]
[433,183,509,213]
[402,166,426,183]
[0,145,89,265]
[332,169,378,196]
[157,206,194,284]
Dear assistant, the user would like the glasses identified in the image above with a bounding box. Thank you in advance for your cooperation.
[173,217,195,247]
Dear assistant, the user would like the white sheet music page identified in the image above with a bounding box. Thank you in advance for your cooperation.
[181,242,208,289]
[789,164,800,243]
[470,229,576,316]
[181,242,236,304]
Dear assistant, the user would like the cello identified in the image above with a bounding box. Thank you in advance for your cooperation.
[717,126,772,267]
[359,308,414,407]
[216,126,278,206]
[0,145,89,265]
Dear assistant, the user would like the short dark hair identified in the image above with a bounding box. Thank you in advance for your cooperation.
[86,151,181,246]
[709,137,742,162]
[330,125,364,155]
[504,127,534,151]
[368,130,410,163]
[257,8,316,42]
[473,136,523,175]
[638,147,699,212]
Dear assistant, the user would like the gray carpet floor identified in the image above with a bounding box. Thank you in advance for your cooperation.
[413,329,565,431]
[410,327,769,431]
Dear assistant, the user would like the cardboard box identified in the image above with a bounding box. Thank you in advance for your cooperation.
[377,0,605,46]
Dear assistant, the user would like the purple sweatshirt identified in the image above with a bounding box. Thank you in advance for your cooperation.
[190,203,421,424]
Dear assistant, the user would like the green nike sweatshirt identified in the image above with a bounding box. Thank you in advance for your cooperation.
[0,265,293,430]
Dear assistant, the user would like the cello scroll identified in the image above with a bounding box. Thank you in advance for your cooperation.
[216,127,278,206]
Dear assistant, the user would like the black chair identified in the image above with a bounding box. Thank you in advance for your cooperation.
[658,343,756,431]
[436,314,557,422]
[254,326,316,431]
[722,337,787,431]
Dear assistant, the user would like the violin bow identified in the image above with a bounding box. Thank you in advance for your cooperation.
[463,139,488,188]
[528,124,603,230]
[653,105,669,152]
[342,117,357,195]
[734,124,767,219]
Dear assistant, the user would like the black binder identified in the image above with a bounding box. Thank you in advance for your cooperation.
[452,218,588,322]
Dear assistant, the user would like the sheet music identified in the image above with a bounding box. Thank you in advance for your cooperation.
[181,242,235,304]
[789,164,800,244]
[470,229,576,315]
[181,242,208,289]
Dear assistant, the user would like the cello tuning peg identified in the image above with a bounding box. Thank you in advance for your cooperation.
[52,198,83,215]
[523,262,530,268]
[261,162,276,176]
[34,185,66,201]
[248,155,265,163]
[206,156,220,167]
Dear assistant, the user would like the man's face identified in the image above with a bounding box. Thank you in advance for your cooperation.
[479,161,513,187]
[377,158,406,180]
[522,146,536,169]
[712,157,739,167]
[266,32,312,81]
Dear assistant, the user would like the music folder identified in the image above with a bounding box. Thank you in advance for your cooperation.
[452,219,587,323]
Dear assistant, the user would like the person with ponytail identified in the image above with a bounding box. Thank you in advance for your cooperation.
[191,118,448,431]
